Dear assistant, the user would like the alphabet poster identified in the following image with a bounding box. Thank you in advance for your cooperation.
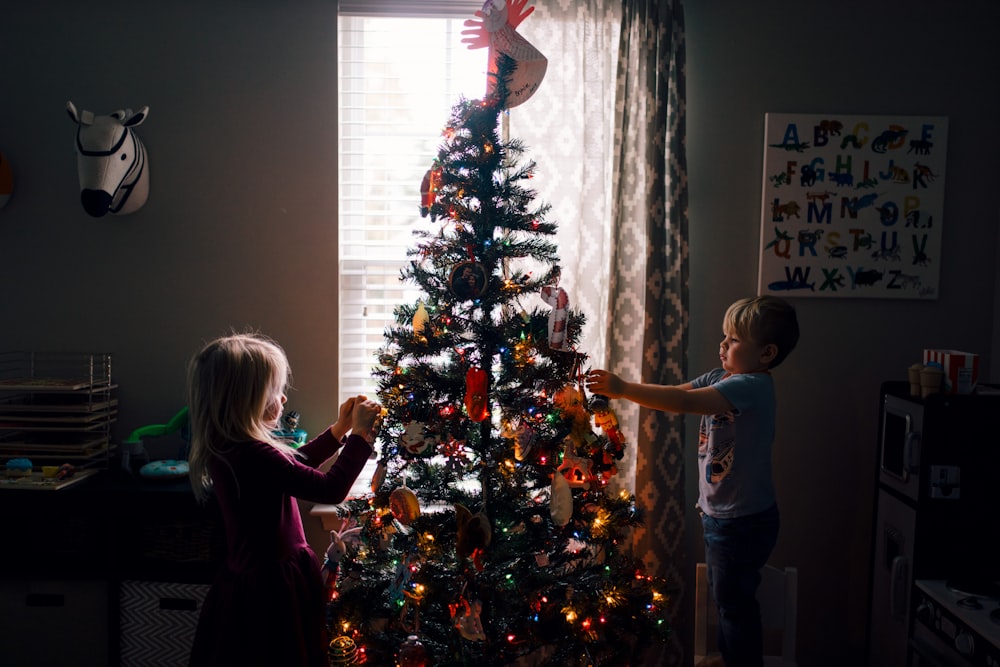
[758,113,947,299]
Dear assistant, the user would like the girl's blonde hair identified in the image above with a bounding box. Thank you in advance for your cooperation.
[724,295,800,368]
[187,332,296,503]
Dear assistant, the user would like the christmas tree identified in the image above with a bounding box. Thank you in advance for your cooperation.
[325,5,670,665]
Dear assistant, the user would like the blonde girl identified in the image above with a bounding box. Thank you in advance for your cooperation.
[186,332,380,667]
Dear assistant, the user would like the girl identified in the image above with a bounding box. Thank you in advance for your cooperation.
[186,332,380,667]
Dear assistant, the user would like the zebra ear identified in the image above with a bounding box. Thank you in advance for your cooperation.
[66,101,94,126]
[123,106,149,127]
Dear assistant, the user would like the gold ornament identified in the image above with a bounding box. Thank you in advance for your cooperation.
[390,486,421,525]
[328,635,359,665]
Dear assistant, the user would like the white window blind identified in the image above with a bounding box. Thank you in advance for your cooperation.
[338,10,489,405]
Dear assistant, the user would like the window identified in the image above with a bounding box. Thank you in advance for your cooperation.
[338,5,488,405]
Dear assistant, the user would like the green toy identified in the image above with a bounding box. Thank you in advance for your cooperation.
[122,407,190,473]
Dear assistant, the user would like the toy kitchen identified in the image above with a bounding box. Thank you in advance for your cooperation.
[866,375,1000,667]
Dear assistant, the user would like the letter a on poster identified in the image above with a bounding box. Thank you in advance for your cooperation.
[757,113,947,299]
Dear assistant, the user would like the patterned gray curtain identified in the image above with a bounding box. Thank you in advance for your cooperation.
[512,1,688,663]
[609,1,689,665]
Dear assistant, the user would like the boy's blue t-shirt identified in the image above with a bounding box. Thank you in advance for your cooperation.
[690,368,776,519]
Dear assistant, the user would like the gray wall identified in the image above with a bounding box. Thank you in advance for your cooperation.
[685,1,1000,665]
[0,1,342,443]
[1,2,998,666]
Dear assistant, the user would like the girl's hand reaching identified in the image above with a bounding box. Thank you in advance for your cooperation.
[350,397,383,445]
[330,396,358,441]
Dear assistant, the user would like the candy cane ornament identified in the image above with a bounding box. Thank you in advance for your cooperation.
[539,285,569,350]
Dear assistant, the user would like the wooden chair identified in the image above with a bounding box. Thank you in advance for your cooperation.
[694,562,798,667]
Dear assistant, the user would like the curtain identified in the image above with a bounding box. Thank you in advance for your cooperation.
[514,1,688,664]
[611,2,688,665]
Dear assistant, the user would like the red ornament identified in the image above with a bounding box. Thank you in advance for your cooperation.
[419,164,442,219]
[465,367,489,422]
[398,635,429,667]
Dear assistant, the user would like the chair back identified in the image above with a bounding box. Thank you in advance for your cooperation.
[694,562,798,666]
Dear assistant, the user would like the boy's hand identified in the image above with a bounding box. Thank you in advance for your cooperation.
[585,370,625,398]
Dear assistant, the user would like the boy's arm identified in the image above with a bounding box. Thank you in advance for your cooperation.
[619,382,732,415]
[587,370,732,415]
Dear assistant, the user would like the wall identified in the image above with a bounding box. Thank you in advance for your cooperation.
[0,0,342,442]
[685,1,1000,665]
[2,1,999,665]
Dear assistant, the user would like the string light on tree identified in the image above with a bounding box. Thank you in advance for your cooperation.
[325,2,670,664]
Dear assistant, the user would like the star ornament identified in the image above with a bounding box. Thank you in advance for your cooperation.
[462,0,548,108]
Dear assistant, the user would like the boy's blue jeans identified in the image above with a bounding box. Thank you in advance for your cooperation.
[701,504,780,667]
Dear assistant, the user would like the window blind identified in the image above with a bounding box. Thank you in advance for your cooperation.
[338,12,488,404]
[339,0,483,18]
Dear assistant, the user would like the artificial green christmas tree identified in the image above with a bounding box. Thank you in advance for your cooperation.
[326,8,670,665]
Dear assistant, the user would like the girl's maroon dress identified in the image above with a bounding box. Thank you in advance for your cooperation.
[188,430,371,667]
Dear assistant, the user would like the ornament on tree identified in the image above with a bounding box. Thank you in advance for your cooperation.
[419,162,442,219]
[328,635,360,666]
[449,260,489,301]
[390,485,421,525]
[558,443,595,490]
[590,394,626,460]
[389,550,420,604]
[455,503,492,570]
[370,460,387,492]
[322,520,363,601]
[400,585,425,634]
[464,366,490,422]
[450,596,487,641]
[398,634,429,667]
[549,469,572,527]
[501,418,537,461]
[462,0,547,108]
[539,285,569,350]
[554,384,593,447]
[400,421,437,456]
[412,301,430,344]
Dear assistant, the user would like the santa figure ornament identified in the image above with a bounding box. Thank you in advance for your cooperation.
[462,0,547,108]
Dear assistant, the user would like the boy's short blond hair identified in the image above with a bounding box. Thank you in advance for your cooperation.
[724,296,800,368]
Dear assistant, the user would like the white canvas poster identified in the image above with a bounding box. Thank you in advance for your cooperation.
[758,113,948,299]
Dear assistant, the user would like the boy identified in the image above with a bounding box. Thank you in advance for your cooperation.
[586,295,799,667]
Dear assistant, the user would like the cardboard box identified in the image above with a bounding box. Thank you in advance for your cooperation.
[923,349,979,394]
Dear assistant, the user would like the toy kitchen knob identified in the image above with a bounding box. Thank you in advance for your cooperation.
[954,629,975,655]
